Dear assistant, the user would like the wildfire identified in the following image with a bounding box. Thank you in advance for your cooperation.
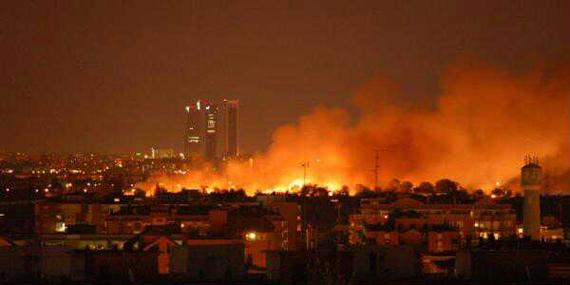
[137,59,569,196]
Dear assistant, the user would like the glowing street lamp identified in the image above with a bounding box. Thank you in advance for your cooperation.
[246,232,257,241]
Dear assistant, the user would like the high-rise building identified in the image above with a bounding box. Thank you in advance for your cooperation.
[521,156,542,240]
[219,99,239,159]
[204,103,218,161]
[184,99,239,161]
[185,100,218,160]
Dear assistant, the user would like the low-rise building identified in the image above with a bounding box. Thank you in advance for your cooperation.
[364,224,399,245]
[350,197,517,245]
[352,245,418,281]
[427,225,460,253]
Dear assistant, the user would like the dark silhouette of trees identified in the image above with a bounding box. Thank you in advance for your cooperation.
[414,181,434,194]
[399,181,414,192]
[435,179,458,194]
[473,189,485,199]
[386,179,401,192]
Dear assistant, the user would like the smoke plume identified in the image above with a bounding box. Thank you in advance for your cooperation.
[139,58,570,195]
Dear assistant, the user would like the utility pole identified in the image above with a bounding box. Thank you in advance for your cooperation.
[302,162,310,187]
[372,147,390,190]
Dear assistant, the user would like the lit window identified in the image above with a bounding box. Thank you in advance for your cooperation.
[55,222,66,233]
[437,241,443,251]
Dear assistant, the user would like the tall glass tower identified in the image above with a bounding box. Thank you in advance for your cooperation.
[185,99,239,161]
[184,100,218,161]
[221,99,239,159]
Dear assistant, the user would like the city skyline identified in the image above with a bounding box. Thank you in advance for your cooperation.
[0,2,569,283]
[1,1,569,154]
[0,150,567,284]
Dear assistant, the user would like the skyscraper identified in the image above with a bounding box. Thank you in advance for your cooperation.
[204,102,218,161]
[220,99,239,159]
[185,100,218,161]
[184,101,203,159]
[184,99,239,161]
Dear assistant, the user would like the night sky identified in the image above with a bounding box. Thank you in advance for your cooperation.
[2,1,569,154]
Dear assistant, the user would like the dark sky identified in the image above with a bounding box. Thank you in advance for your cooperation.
[2,1,569,154]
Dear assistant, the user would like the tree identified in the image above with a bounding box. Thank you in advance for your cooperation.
[473,189,485,198]
[399,181,414,192]
[435,179,458,194]
[386,179,401,192]
[355,184,377,198]
[311,187,329,197]
[414,182,434,194]
[338,186,350,196]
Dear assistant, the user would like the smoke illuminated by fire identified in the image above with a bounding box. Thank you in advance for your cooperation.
[138,58,569,195]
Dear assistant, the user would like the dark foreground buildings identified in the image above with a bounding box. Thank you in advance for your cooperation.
[0,191,568,284]
[0,158,568,284]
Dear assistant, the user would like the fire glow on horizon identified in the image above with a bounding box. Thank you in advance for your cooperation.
[137,59,570,196]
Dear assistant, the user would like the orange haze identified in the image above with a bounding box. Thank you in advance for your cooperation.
[138,59,570,195]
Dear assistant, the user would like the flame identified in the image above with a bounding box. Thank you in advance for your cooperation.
[137,58,569,196]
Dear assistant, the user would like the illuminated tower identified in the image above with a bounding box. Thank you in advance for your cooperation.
[219,99,239,159]
[203,102,218,161]
[521,156,542,240]
[184,100,218,161]
[185,101,204,159]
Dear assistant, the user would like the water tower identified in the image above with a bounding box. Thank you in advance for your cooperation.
[521,156,542,240]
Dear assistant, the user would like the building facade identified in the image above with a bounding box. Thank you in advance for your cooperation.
[218,99,239,159]
[349,197,517,245]
[184,99,239,161]
[184,100,218,161]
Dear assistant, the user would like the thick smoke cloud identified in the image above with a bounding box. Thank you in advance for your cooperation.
[139,58,570,195]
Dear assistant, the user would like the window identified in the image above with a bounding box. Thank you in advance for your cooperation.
[384,233,391,244]
[437,241,443,251]
[55,222,66,233]
[188,136,200,143]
